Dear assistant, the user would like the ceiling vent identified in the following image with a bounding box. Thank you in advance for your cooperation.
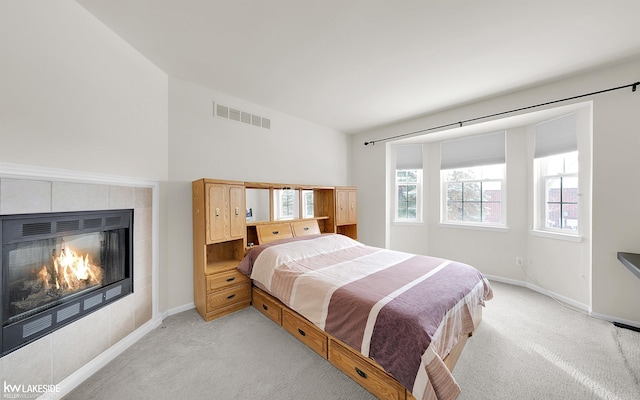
[213,101,271,130]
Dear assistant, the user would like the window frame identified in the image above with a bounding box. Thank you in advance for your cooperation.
[534,151,580,236]
[440,164,506,227]
[394,168,423,223]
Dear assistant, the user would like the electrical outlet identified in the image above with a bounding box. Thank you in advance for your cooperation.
[516,257,524,266]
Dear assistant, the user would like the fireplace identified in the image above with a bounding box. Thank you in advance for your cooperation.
[1,209,133,356]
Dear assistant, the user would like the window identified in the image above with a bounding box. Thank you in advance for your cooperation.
[394,144,423,222]
[396,169,422,221]
[536,151,579,232]
[440,132,506,227]
[442,164,505,225]
[533,114,579,235]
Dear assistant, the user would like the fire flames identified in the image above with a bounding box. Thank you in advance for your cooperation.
[38,247,102,292]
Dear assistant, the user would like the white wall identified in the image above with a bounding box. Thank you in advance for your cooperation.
[165,77,350,311]
[0,0,168,181]
[352,57,640,327]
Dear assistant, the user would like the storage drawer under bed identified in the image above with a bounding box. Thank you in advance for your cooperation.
[252,287,283,325]
[282,308,328,359]
[328,338,406,400]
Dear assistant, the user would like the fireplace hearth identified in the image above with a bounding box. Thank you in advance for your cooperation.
[1,209,133,356]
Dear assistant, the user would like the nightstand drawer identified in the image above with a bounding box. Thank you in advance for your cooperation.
[252,287,283,325]
[283,309,327,358]
[328,339,405,400]
[206,269,249,293]
[206,283,251,311]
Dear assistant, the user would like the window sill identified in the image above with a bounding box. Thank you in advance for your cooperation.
[393,220,424,226]
[530,230,583,242]
[438,223,509,233]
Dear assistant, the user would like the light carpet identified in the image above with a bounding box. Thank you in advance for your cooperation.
[64,281,640,399]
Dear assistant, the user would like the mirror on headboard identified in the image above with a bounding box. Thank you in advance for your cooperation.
[302,189,314,219]
[245,188,270,223]
[273,188,300,220]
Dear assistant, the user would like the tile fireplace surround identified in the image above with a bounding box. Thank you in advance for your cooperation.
[0,166,158,398]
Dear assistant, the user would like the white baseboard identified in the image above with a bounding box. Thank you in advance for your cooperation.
[485,274,590,313]
[590,311,640,330]
[43,317,163,399]
[161,302,196,320]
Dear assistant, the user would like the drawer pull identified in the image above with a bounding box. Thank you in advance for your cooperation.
[272,231,279,235]
[303,227,309,231]
[355,367,367,379]
[226,294,236,300]
[262,304,269,311]
[226,277,236,282]
[297,328,306,336]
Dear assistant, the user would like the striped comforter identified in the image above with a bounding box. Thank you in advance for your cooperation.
[239,234,493,400]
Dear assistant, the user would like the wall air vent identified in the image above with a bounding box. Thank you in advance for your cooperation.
[229,108,241,122]
[213,101,271,130]
[215,103,229,119]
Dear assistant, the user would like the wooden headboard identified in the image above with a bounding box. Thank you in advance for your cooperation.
[255,220,321,244]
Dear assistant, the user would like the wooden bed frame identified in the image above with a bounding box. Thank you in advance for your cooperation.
[248,221,477,400]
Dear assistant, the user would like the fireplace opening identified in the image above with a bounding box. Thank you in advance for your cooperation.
[1,209,133,357]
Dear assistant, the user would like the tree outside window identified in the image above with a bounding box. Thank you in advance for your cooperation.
[442,164,505,225]
[396,169,421,221]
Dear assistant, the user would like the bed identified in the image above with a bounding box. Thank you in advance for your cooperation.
[238,221,493,400]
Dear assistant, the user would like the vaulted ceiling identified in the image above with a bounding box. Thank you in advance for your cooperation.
[77,0,640,134]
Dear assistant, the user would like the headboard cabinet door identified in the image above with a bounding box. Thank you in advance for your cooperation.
[256,222,294,244]
[292,220,321,236]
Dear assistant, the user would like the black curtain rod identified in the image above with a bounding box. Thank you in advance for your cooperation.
[363,81,640,146]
